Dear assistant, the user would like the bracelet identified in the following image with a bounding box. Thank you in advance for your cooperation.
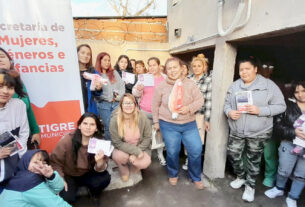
[94,162,108,172]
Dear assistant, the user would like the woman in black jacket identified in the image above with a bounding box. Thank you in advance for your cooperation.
[265,81,305,207]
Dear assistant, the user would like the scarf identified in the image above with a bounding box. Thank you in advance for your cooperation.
[168,79,184,120]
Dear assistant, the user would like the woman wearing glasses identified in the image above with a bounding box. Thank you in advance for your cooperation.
[110,94,152,182]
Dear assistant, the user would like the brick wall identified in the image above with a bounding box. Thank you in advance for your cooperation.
[73,17,168,43]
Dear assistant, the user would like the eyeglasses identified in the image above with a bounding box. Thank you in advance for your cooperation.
[262,64,274,69]
[122,102,135,106]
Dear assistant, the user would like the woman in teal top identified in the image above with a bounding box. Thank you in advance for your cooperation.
[0,47,40,145]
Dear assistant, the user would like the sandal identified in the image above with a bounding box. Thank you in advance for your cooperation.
[169,177,178,186]
[194,181,204,190]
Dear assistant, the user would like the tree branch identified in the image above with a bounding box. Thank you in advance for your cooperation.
[134,0,155,16]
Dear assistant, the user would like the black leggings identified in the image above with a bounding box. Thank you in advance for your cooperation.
[60,170,111,203]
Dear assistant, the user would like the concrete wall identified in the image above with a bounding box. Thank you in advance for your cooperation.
[74,17,170,66]
[168,0,305,53]
[167,0,305,179]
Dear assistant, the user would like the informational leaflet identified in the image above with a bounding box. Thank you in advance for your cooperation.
[235,91,253,113]
[0,131,23,156]
[138,74,154,86]
[122,71,135,84]
[88,138,114,157]
[293,114,305,147]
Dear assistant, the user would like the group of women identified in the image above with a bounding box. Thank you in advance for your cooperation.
[0,43,304,207]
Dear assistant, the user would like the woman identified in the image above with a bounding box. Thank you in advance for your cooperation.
[50,113,111,203]
[130,59,136,73]
[77,44,98,114]
[94,52,125,140]
[152,57,204,189]
[182,54,212,171]
[0,69,29,192]
[133,57,166,166]
[224,56,286,202]
[265,81,305,207]
[0,150,71,207]
[135,60,147,76]
[114,55,135,94]
[110,94,152,182]
[0,47,40,146]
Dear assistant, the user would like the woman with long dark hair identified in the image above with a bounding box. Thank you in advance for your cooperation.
[0,47,40,146]
[265,81,305,207]
[77,44,98,114]
[0,69,29,192]
[94,52,125,140]
[50,113,111,204]
[114,55,135,94]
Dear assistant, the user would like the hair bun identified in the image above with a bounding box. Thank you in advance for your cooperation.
[197,54,205,58]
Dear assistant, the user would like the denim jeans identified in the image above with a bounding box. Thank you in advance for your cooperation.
[276,141,305,200]
[159,120,202,181]
[96,101,119,140]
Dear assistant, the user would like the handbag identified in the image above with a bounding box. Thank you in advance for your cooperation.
[151,128,165,150]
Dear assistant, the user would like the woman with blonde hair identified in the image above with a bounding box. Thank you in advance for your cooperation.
[110,93,152,182]
[182,54,212,170]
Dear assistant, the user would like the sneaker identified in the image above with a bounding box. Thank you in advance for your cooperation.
[286,197,297,207]
[158,154,166,166]
[230,178,246,189]
[182,158,188,170]
[242,185,255,202]
[264,187,284,198]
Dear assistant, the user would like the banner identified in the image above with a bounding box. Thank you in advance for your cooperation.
[0,0,84,152]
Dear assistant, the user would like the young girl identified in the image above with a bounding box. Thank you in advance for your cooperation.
[0,69,29,192]
[0,150,71,207]
[0,47,40,146]
[94,52,125,140]
[110,94,152,182]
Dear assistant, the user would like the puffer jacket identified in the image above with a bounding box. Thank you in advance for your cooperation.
[273,99,302,142]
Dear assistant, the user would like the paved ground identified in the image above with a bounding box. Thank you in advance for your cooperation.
[74,153,305,207]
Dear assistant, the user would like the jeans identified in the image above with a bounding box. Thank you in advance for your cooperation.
[159,120,202,182]
[276,141,305,200]
[96,101,119,140]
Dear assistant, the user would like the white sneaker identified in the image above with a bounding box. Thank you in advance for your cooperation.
[230,178,246,189]
[242,185,255,202]
[286,197,297,207]
[182,158,188,170]
[157,154,166,166]
[264,187,284,198]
